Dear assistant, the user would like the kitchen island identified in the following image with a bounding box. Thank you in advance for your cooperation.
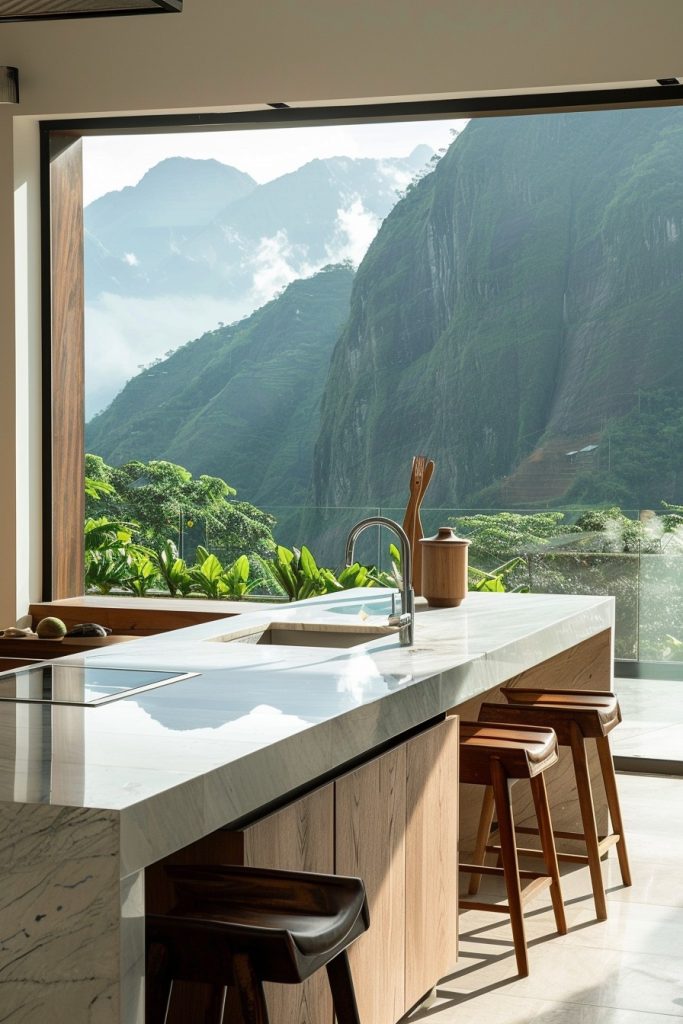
[0,589,614,1023]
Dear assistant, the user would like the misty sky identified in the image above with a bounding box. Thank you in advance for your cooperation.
[83,119,464,203]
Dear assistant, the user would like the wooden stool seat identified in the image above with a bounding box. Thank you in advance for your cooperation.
[476,687,632,923]
[459,720,567,977]
[460,721,560,780]
[147,864,370,1023]
[486,688,621,741]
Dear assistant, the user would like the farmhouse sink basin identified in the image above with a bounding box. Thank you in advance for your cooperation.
[209,621,398,649]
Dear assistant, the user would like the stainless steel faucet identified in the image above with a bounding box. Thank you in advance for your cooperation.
[344,516,414,646]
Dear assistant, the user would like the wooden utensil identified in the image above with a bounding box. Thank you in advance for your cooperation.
[412,458,435,596]
[402,456,426,574]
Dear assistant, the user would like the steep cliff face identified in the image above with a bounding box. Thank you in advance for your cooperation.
[312,109,683,509]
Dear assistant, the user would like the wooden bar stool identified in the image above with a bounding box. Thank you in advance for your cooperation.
[146,863,370,1024]
[459,721,567,977]
[477,688,632,922]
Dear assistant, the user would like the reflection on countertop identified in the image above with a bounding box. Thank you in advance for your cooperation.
[0,588,613,872]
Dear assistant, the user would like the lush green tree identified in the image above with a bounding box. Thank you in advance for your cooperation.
[85,454,276,563]
[450,510,574,569]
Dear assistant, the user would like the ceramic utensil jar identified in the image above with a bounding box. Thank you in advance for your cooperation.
[420,527,470,607]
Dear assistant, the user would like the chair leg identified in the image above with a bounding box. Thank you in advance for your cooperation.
[596,735,632,887]
[205,986,228,1023]
[326,949,362,1024]
[490,757,529,977]
[568,722,607,921]
[468,785,495,895]
[146,941,173,1024]
[530,774,567,935]
[232,953,270,1024]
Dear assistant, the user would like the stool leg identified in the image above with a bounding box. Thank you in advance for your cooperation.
[568,722,607,921]
[595,735,632,887]
[232,953,270,1024]
[468,785,495,895]
[530,773,567,935]
[490,757,529,977]
[326,949,362,1024]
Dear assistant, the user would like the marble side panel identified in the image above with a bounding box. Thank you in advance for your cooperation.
[120,870,144,1024]
[0,803,120,1023]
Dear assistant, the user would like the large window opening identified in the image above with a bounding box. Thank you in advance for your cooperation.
[44,96,683,762]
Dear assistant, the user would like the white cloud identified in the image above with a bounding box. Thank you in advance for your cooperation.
[123,252,139,266]
[85,292,249,418]
[247,230,318,307]
[378,159,416,195]
[325,196,381,267]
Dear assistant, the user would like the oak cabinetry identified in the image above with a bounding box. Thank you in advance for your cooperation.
[335,741,407,1024]
[146,718,459,1024]
[334,716,459,1024]
[404,718,459,1010]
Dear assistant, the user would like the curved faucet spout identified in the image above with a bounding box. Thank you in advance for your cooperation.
[344,516,414,646]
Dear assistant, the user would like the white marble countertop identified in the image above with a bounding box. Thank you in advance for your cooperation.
[0,589,613,875]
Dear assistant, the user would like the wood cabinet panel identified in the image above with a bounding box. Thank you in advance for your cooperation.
[404,718,459,1013]
[243,785,335,1024]
[335,743,406,1024]
[49,137,85,600]
[28,598,241,636]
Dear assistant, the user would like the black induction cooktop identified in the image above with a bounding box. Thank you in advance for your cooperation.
[0,664,198,707]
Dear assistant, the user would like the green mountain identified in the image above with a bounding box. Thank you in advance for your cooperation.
[86,265,354,517]
[312,108,683,511]
[88,110,683,550]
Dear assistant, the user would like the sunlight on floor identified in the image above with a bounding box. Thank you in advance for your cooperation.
[407,773,683,1023]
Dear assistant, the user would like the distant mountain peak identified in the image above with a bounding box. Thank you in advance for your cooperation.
[134,156,256,193]
[406,143,434,164]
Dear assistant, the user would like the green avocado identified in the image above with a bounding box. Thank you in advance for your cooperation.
[36,616,67,639]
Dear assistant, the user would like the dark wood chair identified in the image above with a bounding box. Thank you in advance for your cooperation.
[459,720,567,977]
[476,688,632,921]
[146,863,369,1024]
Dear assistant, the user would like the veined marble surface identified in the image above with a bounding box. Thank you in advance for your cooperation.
[0,589,613,876]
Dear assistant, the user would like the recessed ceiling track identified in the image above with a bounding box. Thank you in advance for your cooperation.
[0,0,180,21]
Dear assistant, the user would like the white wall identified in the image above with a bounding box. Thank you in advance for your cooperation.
[1,0,683,116]
[0,0,682,619]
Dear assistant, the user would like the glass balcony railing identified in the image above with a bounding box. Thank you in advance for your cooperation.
[87,503,683,667]
[242,504,683,665]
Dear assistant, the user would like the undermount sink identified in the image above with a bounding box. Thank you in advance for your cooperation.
[209,621,398,649]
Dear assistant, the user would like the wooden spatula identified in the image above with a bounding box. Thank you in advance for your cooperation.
[402,456,426,570]
[412,458,435,596]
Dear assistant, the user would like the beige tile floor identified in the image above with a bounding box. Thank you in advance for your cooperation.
[407,772,683,1023]
[613,677,683,761]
